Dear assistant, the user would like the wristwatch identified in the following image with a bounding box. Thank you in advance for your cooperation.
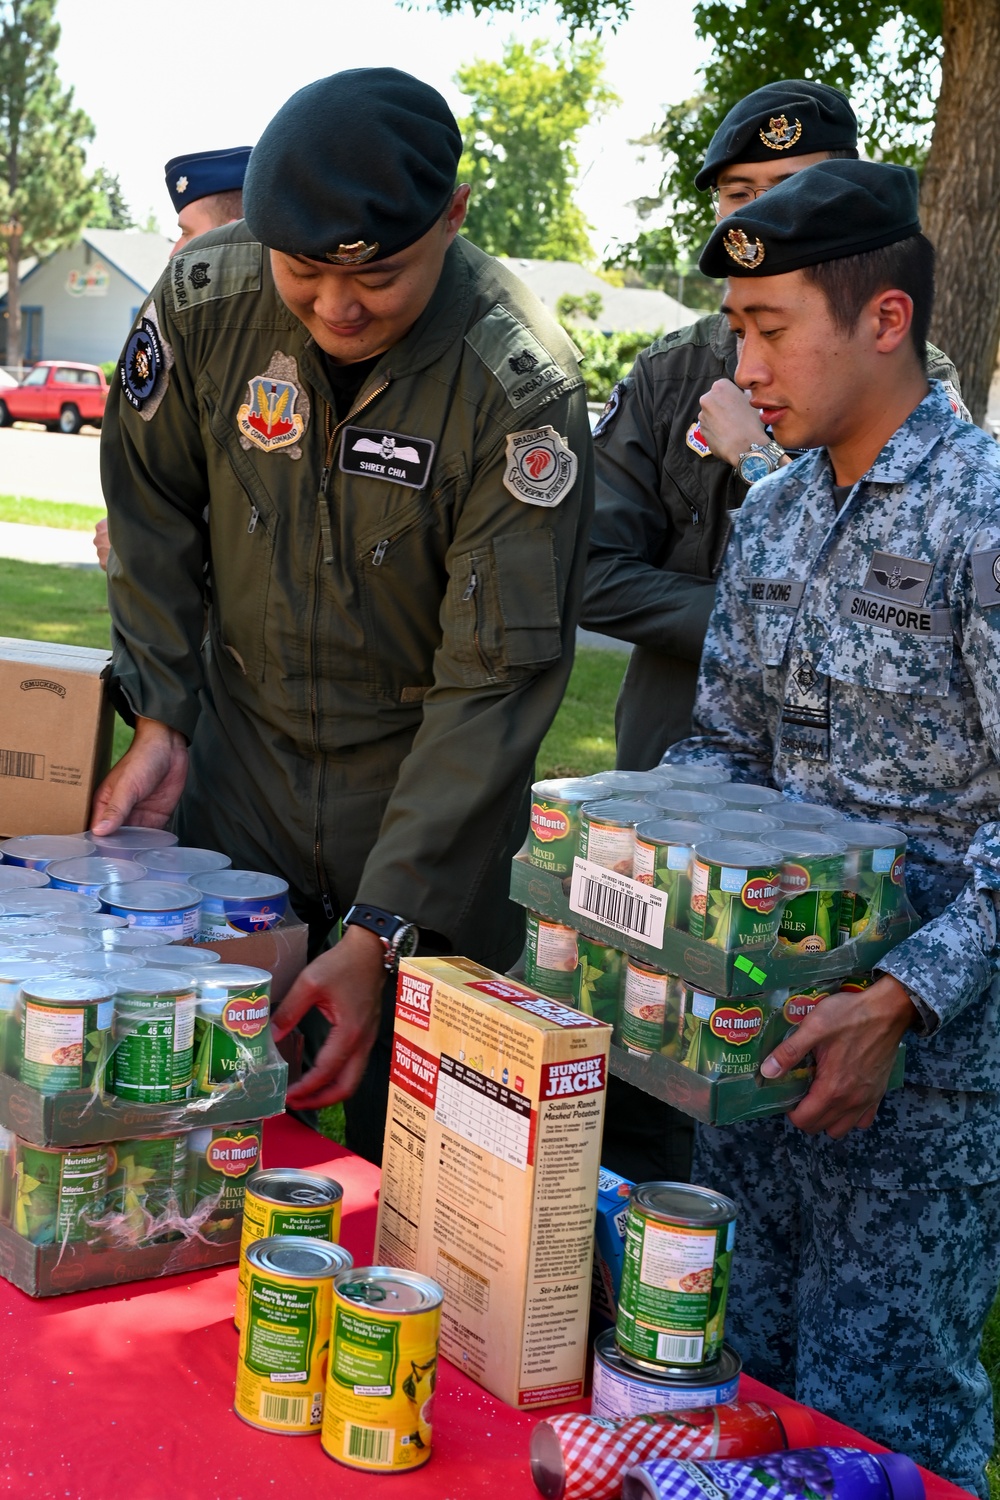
[736,439,785,484]
[343,903,420,972]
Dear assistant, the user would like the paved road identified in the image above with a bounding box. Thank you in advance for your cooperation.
[0,422,103,506]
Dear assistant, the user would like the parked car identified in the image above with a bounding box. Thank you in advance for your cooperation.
[0,361,109,434]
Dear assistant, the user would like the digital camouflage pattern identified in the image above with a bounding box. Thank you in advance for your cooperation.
[672,380,1000,1496]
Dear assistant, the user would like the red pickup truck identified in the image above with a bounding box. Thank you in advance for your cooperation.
[0,361,109,434]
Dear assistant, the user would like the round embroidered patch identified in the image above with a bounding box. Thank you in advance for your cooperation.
[120,317,163,411]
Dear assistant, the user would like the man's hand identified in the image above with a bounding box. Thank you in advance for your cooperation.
[271,924,386,1110]
[698,378,769,466]
[90,717,189,834]
[759,975,917,1139]
[94,517,110,573]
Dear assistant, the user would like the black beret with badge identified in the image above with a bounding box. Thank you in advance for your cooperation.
[698,158,921,279]
[165,147,252,214]
[695,79,857,191]
[243,67,463,265]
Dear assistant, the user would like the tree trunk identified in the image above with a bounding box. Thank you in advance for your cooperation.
[4,234,21,371]
[921,0,1000,426]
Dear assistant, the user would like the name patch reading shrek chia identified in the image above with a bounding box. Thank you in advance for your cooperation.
[339,426,435,490]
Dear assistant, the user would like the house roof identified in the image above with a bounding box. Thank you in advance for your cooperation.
[500,257,694,336]
[0,229,172,305]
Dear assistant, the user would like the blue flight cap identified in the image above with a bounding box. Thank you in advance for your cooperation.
[164,147,252,214]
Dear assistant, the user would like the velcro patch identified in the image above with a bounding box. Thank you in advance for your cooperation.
[972,549,1000,608]
[749,578,804,609]
[170,240,262,314]
[502,426,577,508]
[465,306,565,409]
[841,591,951,637]
[593,380,626,439]
[686,420,712,457]
[339,426,435,490]
[861,550,931,606]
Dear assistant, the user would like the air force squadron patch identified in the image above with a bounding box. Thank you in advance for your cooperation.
[502,426,578,508]
[593,380,626,440]
[120,303,174,420]
[236,352,309,458]
[686,420,712,457]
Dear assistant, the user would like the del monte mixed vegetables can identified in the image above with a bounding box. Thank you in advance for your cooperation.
[773,832,847,953]
[837,822,909,942]
[529,778,599,878]
[688,840,783,952]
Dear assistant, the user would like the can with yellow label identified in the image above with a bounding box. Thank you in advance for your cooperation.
[322,1266,444,1472]
[235,1168,344,1329]
[235,1237,354,1435]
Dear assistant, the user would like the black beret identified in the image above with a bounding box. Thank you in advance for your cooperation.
[243,68,463,265]
[699,159,921,278]
[695,79,857,191]
[164,147,252,214]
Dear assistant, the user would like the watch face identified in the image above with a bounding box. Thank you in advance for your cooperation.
[739,453,771,484]
[391,923,421,964]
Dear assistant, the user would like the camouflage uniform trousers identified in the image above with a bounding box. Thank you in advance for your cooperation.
[693,1110,1000,1498]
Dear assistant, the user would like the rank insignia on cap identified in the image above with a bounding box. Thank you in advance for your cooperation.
[760,114,802,151]
[325,240,380,266]
[686,420,712,457]
[724,227,766,269]
[175,175,189,194]
[237,372,306,453]
[120,316,163,412]
[502,425,578,508]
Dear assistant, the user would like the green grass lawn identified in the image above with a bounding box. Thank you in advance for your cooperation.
[0,495,105,531]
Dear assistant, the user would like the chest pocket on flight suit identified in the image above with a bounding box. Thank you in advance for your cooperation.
[446,528,563,689]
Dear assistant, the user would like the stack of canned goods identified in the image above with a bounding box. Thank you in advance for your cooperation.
[592,1181,742,1420]
[232,1166,447,1474]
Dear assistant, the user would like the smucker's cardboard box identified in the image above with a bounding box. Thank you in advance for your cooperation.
[374,957,611,1410]
[0,638,113,836]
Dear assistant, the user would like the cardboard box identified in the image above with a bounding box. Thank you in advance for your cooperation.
[0,638,113,836]
[0,1215,241,1297]
[191,909,309,1007]
[590,1166,633,1330]
[374,957,611,1410]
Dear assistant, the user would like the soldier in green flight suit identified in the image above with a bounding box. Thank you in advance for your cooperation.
[91,68,593,1162]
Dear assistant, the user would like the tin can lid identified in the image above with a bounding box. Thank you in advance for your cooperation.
[107,928,177,950]
[142,946,222,968]
[768,831,847,858]
[651,763,731,787]
[49,857,147,889]
[247,1168,344,1208]
[0,834,95,864]
[0,891,100,915]
[101,881,201,912]
[21,975,117,1003]
[630,1180,738,1228]
[66,952,147,975]
[774,800,841,828]
[190,870,289,899]
[589,771,661,794]
[90,827,179,855]
[703,810,786,836]
[594,1326,743,1388]
[644,789,727,816]
[24,935,104,957]
[835,820,907,850]
[0,867,49,889]
[634,818,705,847]
[690,838,783,868]
[334,1265,444,1312]
[56,914,129,932]
[717,783,784,808]
[142,847,233,876]
[531,777,604,804]
[197,965,272,987]
[247,1236,353,1279]
[0,918,51,936]
[581,798,654,826]
[113,970,195,997]
[0,959,74,983]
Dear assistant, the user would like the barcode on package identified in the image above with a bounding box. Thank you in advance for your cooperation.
[259,1391,308,1426]
[569,857,667,946]
[656,1332,704,1362]
[0,749,43,780]
[346,1423,393,1464]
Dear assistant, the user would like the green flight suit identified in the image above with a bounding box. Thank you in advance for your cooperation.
[101,225,593,1157]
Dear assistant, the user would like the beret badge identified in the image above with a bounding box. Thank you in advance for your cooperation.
[325,239,381,266]
[724,227,766,269]
[760,114,803,151]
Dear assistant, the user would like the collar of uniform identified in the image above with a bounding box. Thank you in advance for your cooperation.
[710,311,739,374]
[860,379,955,486]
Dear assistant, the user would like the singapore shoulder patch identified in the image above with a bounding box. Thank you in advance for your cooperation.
[170,240,262,314]
[465,305,565,409]
[502,426,577,508]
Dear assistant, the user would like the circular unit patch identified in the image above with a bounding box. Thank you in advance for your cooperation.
[120,317,163,411]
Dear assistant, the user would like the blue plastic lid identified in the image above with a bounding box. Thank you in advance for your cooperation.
[875,1452,924,1500]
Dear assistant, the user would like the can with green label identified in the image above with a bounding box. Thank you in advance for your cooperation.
[579,799,652,877]
[106,1132,188,1244]
[773,832,847,953]
[620,960,681,1056]
[193,965,272,1094]
[523,911,578,1001]
[0,1125,13,1224]
[236,1168,345,1330]
[13,1139,110,1245]
[774,800,843,830]
[573,935,625,1025]
[643,789,726,819]
[110,970,197,1104]
[837,823,909,942]
[716,784,784,811]
[633,819,703,932]
[528,778,600,877]
[186,1121,261,1238]
[702,809,785,838]
[20,977,116,1094]
[1,959,76,1079]
[677,986,786,1079]
[615,1182,737,1372]
[688,839,783,951]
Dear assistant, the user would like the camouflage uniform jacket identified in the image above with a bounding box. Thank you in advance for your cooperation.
[674,380,1000,1106]
[584,310,966,769]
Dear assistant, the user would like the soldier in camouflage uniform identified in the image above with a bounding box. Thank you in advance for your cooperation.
[669,160,1000,1495]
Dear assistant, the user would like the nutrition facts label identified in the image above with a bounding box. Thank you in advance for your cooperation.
[434,1054,532,1171]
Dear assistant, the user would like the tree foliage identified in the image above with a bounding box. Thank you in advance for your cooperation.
[456,36,618,262]
[89,168,135,232]
[426,0,632,30]
[0,0,97,365]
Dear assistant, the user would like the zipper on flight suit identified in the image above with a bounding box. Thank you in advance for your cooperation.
[310,379,391,918]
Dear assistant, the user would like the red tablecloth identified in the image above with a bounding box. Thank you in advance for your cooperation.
[0,1115,972,1499]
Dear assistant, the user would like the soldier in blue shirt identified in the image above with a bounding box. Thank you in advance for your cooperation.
[668,159,1000,1495]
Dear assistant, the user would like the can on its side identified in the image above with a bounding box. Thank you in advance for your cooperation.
[529,777,600,877]
[235,1237,354,1435]
[106,1132,187,1245]
[322,1266,443,1472]
[186,1122,262,1237]
[14,1139,110,1245]
[190,871,289,939]
[19,977,116,1094]
[193,966,273,1095]
[615,1182,737,1372]
[235,1168,344,1330]
[110,971,198,1104]
[523,911,578,1002]
[591,1329,741,1419]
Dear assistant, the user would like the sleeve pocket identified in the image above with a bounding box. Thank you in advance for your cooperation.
[493,529,563,668]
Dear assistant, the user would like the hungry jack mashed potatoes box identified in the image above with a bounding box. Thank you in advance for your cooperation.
[374,957,611,1409]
